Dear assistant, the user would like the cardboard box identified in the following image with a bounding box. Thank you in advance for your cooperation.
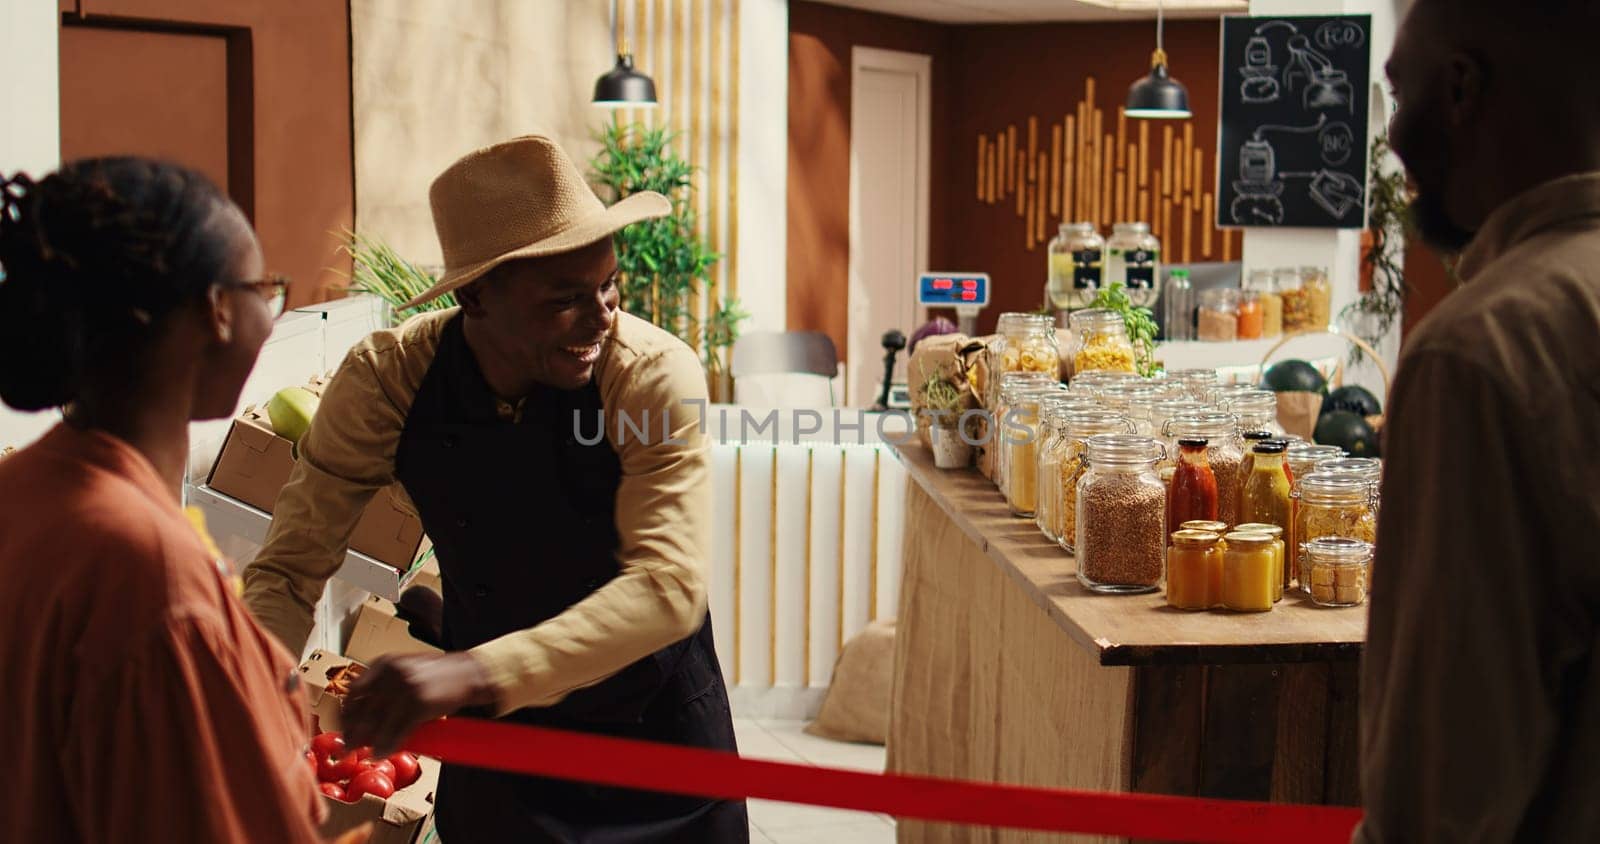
[299,650,442,844]
[206,397,429,572]
[345,595,442,664]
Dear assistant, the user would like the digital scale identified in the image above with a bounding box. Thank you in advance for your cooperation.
[916,272,991,337]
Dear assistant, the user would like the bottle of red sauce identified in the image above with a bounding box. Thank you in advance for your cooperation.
[1168,437,1219,536]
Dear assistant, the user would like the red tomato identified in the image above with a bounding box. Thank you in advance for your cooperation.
[319,782,348,801]
[316,752,345,783]
[350,746,374,761]
[310,732,346,759]
[367,759,396,783]
[386,752,421,789]
[345,770,395,802]
[329,751,372,782]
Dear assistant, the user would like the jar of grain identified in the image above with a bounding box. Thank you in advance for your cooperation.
[1303,537,1373,607]
[1197,289,1239,342]
[1167,529,1224,610]
[1292,473,1377,593]
[1053,411,1136,552]
[1034,398,1099,542]
[992,373,1058,496]
[1075,434,1167,594]
[1221,531,1277,612]
[998,385,1060,516]
[1069,308,1139,376]
[1163,413,1245,525]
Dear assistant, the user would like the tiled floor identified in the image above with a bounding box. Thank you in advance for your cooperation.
[735,719,895,844]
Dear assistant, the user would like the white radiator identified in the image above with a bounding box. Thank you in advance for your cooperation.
[710,441,906,719]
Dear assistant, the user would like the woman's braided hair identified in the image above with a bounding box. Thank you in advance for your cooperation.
[0,157,236,410]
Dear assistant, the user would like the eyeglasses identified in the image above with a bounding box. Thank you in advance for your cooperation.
[226,274,291,319]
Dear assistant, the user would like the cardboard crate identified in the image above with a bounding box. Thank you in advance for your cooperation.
[206,401,429,573]
[345,595,442,664]
[300,650,441,844]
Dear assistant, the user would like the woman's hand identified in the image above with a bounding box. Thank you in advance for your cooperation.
[341,652,498,755]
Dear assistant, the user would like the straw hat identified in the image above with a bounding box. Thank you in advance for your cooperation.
[402,134,670,308]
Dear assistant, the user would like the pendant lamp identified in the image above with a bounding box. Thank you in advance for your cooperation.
[1125,0,1191,120]
[593,0,658,108]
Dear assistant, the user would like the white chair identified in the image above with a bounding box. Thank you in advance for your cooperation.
[730,331,839,408]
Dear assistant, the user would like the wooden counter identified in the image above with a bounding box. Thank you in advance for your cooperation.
[886,442,1364,843]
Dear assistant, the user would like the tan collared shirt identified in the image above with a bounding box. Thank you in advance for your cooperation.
[1357,173,1600,841]
[241,309,712,715]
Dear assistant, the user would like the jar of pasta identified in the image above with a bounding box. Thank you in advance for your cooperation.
[1069,308,1138,375]
[1163,412,1245,526]
[1076,434,1167,593]
[1033,397,1093,541]
[996,312,1061,380]
[1278,267,1314,333]
[1303,537,1373,607]
[1221,531,1277,612]
[1167,529,1224,610]
[1001,389,1057,518]
[1245,270,1282,338]
[1299,266,1333,328]
[1292,473,1376,593]
[1053,411,1136,552]
[1196,289,1239,342]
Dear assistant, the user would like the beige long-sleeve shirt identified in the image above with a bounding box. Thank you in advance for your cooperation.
[1357,173,1600,841]
[241,308,711,715]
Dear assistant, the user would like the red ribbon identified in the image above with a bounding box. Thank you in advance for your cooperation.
[404,718,1361,843]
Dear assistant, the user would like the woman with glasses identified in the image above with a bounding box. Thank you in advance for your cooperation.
[0,158,337,842]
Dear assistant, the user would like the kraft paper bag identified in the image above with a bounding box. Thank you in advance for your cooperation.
[1276,391,1324,441]
[806,619,897,746]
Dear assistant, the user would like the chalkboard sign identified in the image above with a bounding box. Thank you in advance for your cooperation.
[1216,15,1372,229]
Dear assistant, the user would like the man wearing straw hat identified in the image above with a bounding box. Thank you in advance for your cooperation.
[243,136,747,841]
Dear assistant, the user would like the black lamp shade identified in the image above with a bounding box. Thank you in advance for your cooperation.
[593,54,658,108]
[1125,62,1191,120]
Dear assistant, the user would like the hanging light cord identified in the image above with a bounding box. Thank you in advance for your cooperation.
[1153,0,1168,68]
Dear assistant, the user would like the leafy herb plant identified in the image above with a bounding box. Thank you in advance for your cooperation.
[1085,283,1160,377]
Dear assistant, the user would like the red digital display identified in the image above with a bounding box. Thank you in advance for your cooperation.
[962,280,978,289]
[932,279,952,289]
[961,291,977,301]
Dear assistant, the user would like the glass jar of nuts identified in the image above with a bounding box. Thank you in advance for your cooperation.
[1303,537,1373,607]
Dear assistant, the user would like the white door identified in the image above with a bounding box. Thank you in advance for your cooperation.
[848,47,930,408]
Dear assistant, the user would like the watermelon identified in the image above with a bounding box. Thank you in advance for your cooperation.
[1314,410,1380,457]
[1261,359,1327,395]
[1322,385,1382,418]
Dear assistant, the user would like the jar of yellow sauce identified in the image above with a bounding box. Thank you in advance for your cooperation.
[1167,530,1224,610]
[1234,523,1286,603]
[1221,531,1276,612]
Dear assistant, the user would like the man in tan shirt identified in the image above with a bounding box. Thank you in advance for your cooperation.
[243,136,747,840]
[1359,2,1600,840]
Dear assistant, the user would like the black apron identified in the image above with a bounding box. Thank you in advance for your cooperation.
[394,315,747,843]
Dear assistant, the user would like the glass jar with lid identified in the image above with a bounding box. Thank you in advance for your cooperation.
[1223,389,1285,436]
[995,312,1061,380]
[1105,222,1162,308]
[1197,289,1239,342]
[1097,382,1163,415]
[1052,411,1136,551]
[992,373,1057,494]
[1303,537,1373,607]
[1145,399,1208,439]
[1030,395,1086,537]
[1236,289,1265,340]
[1168,368,1220,403]
[1047,222,1105,313]
[1164,269,1195,341]
[1221,531,1277,612]
[1076,434,1167,593]
[1234,523,1286,602]
[1000,388,1058,518]
[1278,267,1313,333]
[1163,412,1245,526]
[1300,266,1333,328]
[1207,381,1260,409]
[1287,443,1345,482]
[1245,270,1283,338]
[1316,456,1384,518]
[1292,472,1377,592]
[1068,308,1138,376]
[1167,529,1224,610]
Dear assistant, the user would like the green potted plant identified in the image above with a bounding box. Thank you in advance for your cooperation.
[589,123,747,398]
[916,363,972,468]
[338,230,453,325]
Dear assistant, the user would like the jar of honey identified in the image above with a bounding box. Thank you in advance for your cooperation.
[1221,531,1276,612]
[1167,530,1224,610]
[1234,523,1286,602]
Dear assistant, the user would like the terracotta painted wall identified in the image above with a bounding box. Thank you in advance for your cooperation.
[58,0,353,307]
[788,4,1225,349]
[787,1,952,364]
